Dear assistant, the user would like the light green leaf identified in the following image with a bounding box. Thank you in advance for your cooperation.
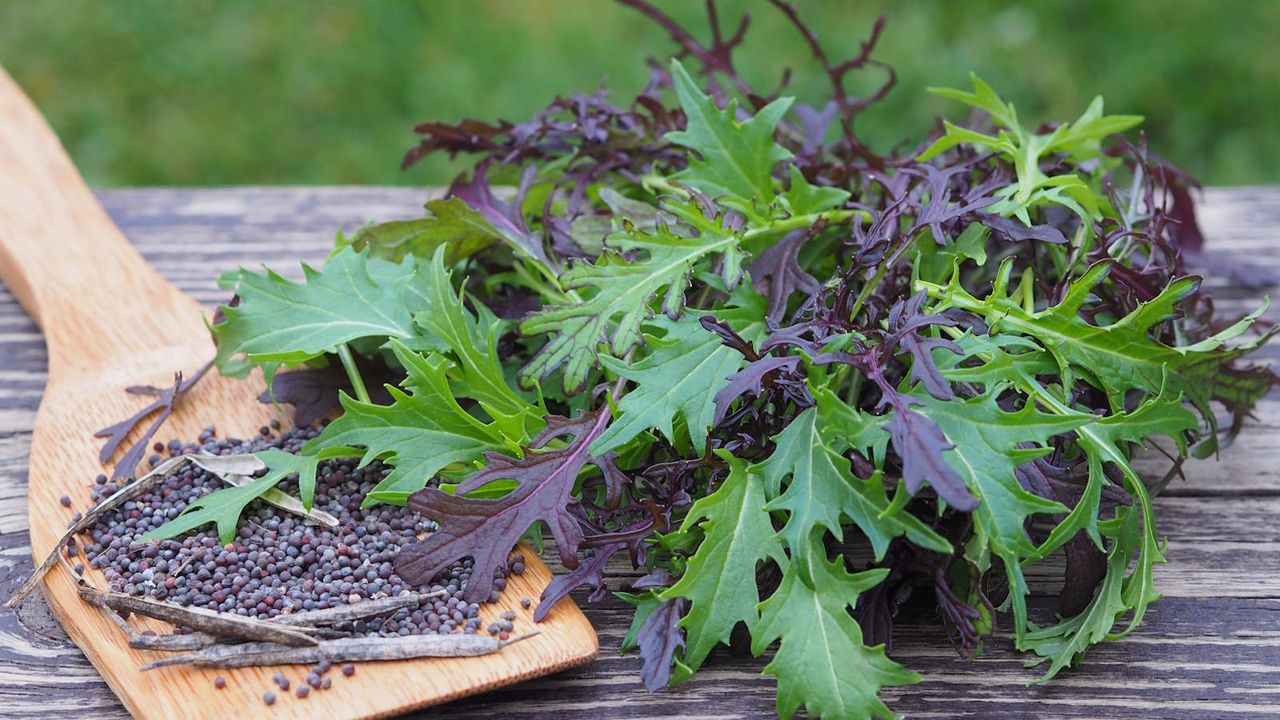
[661,452,784,673]
[339,197,502,264]
[912,391,1089,642]
[592,285,767,453]
[923,259,1276,425]
[666,59,793,218]
[920,74,1140,222]
[412,247,545,441]
[520,221,742,392]
[1024,503,1156,682]
[306,339,514,506]
[143,450,320,544]
[212,247,432,382]
[782,165,850,216]
[751,539,917,720]
[757,394,952,569]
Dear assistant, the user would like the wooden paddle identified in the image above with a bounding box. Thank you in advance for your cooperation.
[0,67,597,719]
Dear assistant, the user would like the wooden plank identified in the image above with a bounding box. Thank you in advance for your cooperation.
[0,186,1278,718]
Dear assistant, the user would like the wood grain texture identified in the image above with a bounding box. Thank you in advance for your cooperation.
[0,185,1277,719]
[0,70,595,720]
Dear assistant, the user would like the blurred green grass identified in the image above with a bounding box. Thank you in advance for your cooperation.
[2,0,1276,187]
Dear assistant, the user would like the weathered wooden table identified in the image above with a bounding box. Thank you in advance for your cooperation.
[1,187,1277,719]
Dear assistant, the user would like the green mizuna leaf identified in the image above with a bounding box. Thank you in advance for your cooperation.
[911,391,1089,642]
[751,539,918,720]
[212,246,433,381]
[306,339,516,507]
[666,59,793,218]
[1023,502,1155,683]
[923,259,1275,426]
[339,197,504,264]
[592,285,767,454]
[781,165,851,216]
[919,74,1141,223]
[143,450,320,544]
[756,391,952,569]
[520,220,743,392]
[661,452,784,675]
[412,247,545,441]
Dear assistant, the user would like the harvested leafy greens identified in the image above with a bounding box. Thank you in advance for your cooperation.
[167,2,1277,717]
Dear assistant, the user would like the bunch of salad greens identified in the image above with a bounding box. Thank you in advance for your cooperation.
[160,3,1276,717]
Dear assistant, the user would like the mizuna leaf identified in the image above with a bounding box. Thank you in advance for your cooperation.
[143,450,320,544]
[751,539,918,720]
[339,197,504,264]
[923,259,1276,426]
[412,247,546,441]
[912,390,1089,641]
[756,393,952,570]
[666,59,794,218]
[1023,503,1152,683]
[781,165,851,216]
[448,163,552,267]
[520,221,742,392]
[395,409,612,603]
[306,339,514,507]
[661,452,784,675]
[212,247,432,382]
[592,285,767,453]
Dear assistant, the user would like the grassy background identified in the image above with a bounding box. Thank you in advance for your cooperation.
[2,0,1276,187]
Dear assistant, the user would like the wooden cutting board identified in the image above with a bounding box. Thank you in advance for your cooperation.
[0,66,598,719]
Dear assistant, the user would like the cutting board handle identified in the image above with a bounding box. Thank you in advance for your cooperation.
[0,66,205,367]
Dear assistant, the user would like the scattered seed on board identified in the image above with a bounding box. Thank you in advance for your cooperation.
[521,598,531,609]
[59,495,71,507]
[306,671,321,688]
[500,610,517,621]
[272,671,289,690]
[213,676,225,689]
[79,424,508,640]
[341,663,355,677]
[262,692,276,706]
[320,677,332,690]
[295,685,310,699]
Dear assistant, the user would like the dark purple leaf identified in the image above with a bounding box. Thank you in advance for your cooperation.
[534,544,620,622]
[258,358,400,427]
[94,361,212,480]
[1060,533,1107,616]
[712,356,804,425]
[748,228,820,323]
[397,409,612,603]
[886,291,961,401]
[979,213,1068,244]
[448,162,551,267]
[882,403,977,511]
[638,596,687,692]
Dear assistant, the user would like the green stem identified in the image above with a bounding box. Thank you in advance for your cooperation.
[337,344,371,404]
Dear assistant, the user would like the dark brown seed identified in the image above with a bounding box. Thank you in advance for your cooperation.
[520,598,531,609]
[341,663,355,677]
[263,692,276,705]
[272,671,289,690]
[320,677,332,690]
[59,496,72,507]
[213,676,226,689]
[295,685,310,699]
